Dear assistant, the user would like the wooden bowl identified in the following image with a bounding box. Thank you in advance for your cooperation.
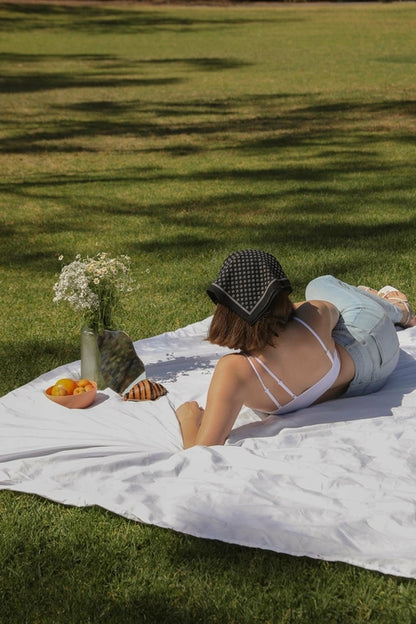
[44,382,97,409]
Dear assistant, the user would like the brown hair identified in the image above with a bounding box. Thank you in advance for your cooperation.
[207,292,294,352]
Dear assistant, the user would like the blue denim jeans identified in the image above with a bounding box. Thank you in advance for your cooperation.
[305,275,401,397]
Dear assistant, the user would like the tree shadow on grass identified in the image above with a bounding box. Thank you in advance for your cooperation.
[0,53,250,97]
[1,183,415,277]
[0,72,182,95]
[0,2,303,35]
[129,217,416,264]
[1,90,414,153]
[1,87,415,295]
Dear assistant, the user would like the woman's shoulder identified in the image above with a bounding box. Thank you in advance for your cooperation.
[216,351,247,369]
[210,353,255,401]
[214,352,252,380]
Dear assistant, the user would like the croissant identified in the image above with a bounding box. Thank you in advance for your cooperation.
[123,379,167,401]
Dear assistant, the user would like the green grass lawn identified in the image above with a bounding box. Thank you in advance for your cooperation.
[1,1,416,621]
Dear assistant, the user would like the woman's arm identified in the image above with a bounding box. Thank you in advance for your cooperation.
[176,355,246,449]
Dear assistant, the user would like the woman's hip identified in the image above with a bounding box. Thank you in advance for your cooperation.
[333,314,400,396]
[306,275,400,396]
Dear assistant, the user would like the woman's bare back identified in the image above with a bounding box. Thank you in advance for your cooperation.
[240,301,355,414]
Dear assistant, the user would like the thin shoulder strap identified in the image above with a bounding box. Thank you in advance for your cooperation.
[244,356,282,410]
[294,317,334,363]
[247,355,296,399]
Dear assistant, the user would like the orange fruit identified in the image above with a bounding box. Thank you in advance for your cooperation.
[54,378,77,395]
[84,383,95,392]
[76,379,90,387]
[73,386,86,395]
[51,385,68,396]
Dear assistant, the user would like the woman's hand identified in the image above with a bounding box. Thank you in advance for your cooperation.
[176,401,205,449]
[176,401,204,426]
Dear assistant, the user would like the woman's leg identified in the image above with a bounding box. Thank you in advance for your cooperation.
[306,275,403,324]
[305,275,401,397]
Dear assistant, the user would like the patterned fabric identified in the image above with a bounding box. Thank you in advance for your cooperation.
[206,249,292,324]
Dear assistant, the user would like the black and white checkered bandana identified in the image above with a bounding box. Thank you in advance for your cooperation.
[207,249,292,325]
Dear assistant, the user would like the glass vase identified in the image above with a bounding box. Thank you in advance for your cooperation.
[81,326,105,389]
[80,326,146,393]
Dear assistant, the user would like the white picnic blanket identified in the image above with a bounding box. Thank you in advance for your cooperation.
[1,318,416,578]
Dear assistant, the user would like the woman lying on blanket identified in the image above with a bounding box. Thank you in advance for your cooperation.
[176,249,416,448]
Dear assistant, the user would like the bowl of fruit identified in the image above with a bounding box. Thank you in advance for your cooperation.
[45,378,97,409]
